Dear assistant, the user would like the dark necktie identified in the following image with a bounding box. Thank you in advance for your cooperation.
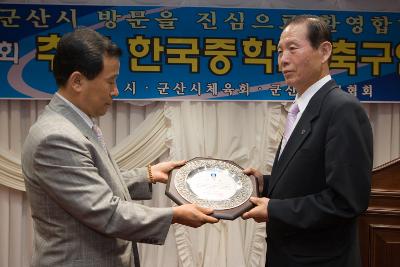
[133,243,140,267]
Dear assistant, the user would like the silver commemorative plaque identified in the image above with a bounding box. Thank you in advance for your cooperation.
[174,159,252,210]
[166,157,259,220]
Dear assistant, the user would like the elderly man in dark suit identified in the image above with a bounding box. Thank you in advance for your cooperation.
[21,27,218,267]
[242,15,373,267]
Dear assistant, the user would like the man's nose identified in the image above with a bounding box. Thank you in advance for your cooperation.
[111,85,119,97]
[280,51,290,66]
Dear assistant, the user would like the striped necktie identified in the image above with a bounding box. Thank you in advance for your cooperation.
[283,102,300,144]
[92,124,107,151]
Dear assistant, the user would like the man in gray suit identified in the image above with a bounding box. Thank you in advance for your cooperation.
[21,27,218,267]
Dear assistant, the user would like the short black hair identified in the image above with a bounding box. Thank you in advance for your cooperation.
[283,14,332,50]
[53,27,122,87]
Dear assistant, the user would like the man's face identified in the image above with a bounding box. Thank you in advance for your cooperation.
[277,22,325,94]
[80,56,120,117]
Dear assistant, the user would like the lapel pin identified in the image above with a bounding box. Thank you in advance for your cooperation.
[301,129,306,135]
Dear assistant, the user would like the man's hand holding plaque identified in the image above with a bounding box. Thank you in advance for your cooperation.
[165,157,259,220]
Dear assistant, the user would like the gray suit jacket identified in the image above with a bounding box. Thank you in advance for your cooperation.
[22,94,173,267]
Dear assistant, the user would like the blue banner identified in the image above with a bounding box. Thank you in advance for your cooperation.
[0,4,399,101]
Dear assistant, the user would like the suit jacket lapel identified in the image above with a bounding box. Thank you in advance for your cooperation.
[268,80,338,195]
[48,94,131,200]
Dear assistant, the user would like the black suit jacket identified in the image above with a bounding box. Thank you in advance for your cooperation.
[262,80,373,267]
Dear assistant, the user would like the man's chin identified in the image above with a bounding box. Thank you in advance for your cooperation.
[285,80,295,88]
[96,108,109,117]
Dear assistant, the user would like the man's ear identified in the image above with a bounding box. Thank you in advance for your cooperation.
[69,71,84,92]
[319,41,332,64]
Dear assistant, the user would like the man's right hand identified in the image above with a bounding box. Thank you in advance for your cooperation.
[242,197,269,223]
[172,204,219,228]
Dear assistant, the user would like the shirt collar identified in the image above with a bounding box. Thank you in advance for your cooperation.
[295,75,331,113]
[56,92,94,128]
